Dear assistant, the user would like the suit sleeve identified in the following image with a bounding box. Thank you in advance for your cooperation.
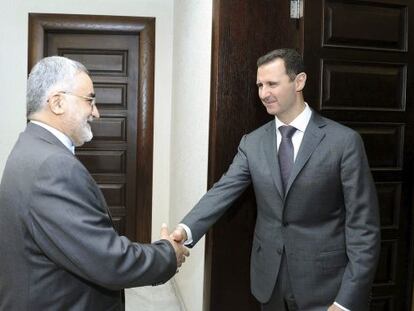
[28,154,177,290]
[335,131,381,309]
[181,135,252,246]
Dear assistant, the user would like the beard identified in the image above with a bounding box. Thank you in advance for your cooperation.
[65,109,94,147]
[73,117,94,147]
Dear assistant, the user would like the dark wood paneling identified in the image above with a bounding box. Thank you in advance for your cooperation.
[110,205,127,236]
[371,296,395,311]
[323,1,408,51]
[28,14,155,243]
[99,184,126,206]
[94,84,127,109]
[304,1,414,310]
[206,1,303,310]
[321,60,406,111]
[346,123,404,170]
[376,182,401,229]
[209,0,414,309]
[62,51,127,74]
[76,150,126,174]
[375,240,398,285]
[90,117,127,141]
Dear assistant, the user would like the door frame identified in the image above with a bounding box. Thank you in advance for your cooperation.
[28,13,155,242]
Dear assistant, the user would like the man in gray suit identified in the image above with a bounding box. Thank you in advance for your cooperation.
[0,56,189,310]
[172,49,380,311]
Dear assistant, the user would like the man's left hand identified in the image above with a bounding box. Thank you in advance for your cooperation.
[327,304,344,311]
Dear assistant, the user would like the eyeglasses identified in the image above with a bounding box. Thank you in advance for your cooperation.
[59,91,96,108]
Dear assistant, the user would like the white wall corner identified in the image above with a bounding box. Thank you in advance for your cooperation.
[169,0,213,311]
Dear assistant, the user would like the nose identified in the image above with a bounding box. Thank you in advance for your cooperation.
[92,104,100,119]
[259,85,270,99]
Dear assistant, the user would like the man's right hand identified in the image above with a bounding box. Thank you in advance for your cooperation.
[160,223,189,268]
[171,225,188,243]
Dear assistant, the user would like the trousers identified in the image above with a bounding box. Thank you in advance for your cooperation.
[261,250,298,311]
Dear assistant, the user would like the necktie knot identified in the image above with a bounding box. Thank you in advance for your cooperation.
[279,125,297,139]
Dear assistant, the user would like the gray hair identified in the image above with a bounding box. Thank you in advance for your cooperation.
[26,56,89,118]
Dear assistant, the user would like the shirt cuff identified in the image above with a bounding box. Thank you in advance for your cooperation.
[178,223,193,245]
[334,302,350,311]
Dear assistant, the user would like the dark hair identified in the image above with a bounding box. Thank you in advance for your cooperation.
[257,48,305,80]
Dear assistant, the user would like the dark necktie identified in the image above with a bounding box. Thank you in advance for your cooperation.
[278,125,297,192]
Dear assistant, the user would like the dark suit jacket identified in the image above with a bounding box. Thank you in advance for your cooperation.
[182,111,380,311]
[0,123,177,311]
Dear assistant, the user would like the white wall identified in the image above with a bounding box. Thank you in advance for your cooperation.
[0,0,212,309]
[0,0,175,236]
[170,1,212,310]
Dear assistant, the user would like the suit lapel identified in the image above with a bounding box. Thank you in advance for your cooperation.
[285,112,326,196]
[262,120,284,198]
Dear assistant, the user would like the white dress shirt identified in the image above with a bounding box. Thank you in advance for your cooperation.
[30,120,75,154]
[275,102,312,160]
[179,103,350,311]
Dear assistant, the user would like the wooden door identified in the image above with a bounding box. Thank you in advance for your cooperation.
[205,1,302,310]
[206,0,414,310]
[303,1,414,309]
[28,14,155,243]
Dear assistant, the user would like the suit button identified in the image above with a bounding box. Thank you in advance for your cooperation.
[277,248,283,255]
[282,222,289,227]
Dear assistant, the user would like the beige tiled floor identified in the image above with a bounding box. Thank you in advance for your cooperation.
[125,280,184,311]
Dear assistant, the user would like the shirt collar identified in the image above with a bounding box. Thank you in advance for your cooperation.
[30,120,75,154]
[275,102,312,133]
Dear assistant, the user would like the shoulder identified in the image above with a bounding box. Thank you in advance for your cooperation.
[245,119,274,140]
[33,152,100,203]
[39,152,89,182]
[312,114,366,156]
[316,113,360,140]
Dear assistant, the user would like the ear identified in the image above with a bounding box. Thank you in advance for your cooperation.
[295,72,307,92]
[48,93,65,115]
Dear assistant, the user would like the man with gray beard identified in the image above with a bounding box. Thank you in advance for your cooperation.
[0,56,189,310]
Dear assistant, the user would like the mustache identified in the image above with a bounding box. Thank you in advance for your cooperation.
[262,96,277,103]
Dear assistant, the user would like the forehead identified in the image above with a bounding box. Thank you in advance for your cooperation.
[73,71,94,91]
[257,58,288,79]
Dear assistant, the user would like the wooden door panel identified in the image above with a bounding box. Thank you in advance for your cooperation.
[62,52,127,73]
[376,182,401,229]
[375,240,397,285]
[371,297,395,311]
[94,85,127,108]
[320,60,406,111]
[29,14,155,243]
[304,0,414,309]
[323,1,407,51]
[344,123,404,170]
[76,150,126,173]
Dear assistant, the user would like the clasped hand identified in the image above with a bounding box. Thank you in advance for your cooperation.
[160,224,190,268]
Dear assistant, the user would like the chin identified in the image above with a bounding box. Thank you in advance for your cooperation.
[266,108,280,116]
[84,133,93,143]
[75,130,93,147]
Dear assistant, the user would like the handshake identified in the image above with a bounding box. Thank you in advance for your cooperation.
[160,224,190,269]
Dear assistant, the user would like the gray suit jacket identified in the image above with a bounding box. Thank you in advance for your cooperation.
[182,111,380,311]
[0,123,176,311]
